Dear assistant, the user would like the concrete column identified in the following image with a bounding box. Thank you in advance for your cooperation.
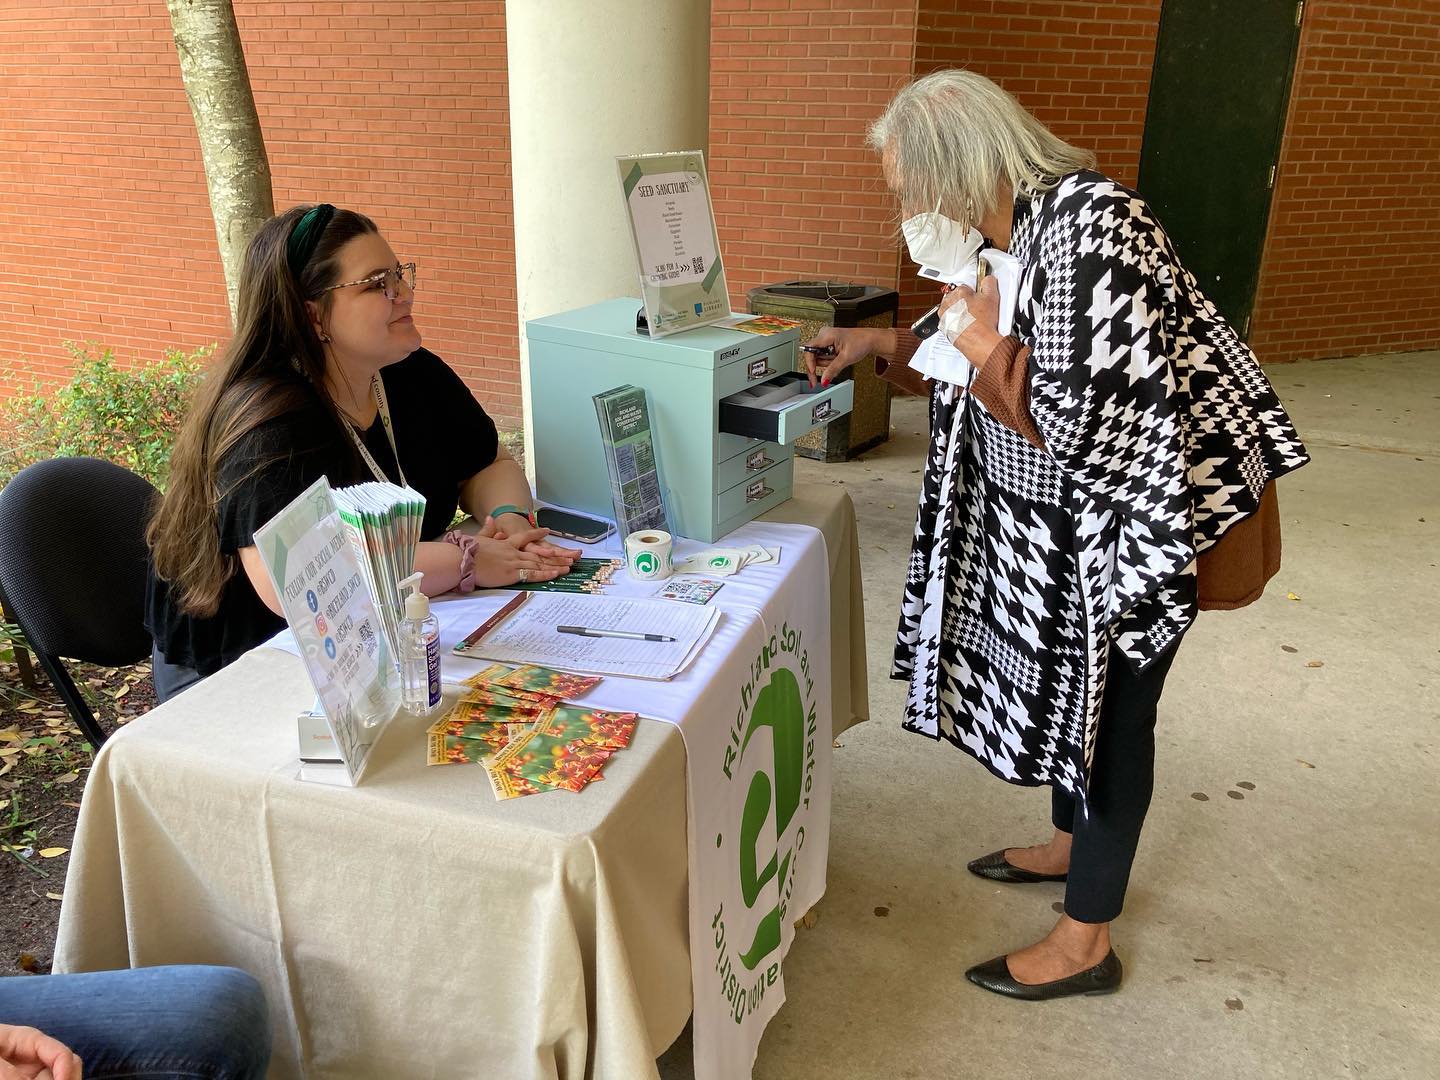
[505,0,711,474]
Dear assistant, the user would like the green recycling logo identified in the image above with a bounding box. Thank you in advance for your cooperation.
[711,621,819,1025]
[633,551,657,575]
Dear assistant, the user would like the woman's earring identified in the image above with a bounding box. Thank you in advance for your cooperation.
[318,332,331,344]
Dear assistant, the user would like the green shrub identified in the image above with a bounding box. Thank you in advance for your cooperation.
[0,341,212,491]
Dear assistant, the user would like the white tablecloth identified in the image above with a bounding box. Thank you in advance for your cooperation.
[54,487,867,1079]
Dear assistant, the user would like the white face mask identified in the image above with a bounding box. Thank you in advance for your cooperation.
[901,211,984,279]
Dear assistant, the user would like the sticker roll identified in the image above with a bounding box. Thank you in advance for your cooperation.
[625,530,674,581]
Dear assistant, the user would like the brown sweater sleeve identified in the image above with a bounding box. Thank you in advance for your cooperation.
[869,329,938,403]
[872,328,934,398]
[971,336,1044,449]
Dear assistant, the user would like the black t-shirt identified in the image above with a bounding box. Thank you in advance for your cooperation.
[146,348,499,675]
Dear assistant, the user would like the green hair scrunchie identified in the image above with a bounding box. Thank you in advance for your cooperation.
[286,203,336,278]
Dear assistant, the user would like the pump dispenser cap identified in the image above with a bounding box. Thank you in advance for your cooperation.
[398,572,428,620]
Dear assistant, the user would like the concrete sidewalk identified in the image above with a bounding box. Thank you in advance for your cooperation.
[664,350,1439,1079]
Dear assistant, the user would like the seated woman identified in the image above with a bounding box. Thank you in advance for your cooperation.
[146,204,577,701]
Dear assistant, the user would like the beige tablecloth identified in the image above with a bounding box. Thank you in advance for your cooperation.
[54,486,866,1079]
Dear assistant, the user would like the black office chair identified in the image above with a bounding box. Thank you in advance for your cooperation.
[0,457,158,749]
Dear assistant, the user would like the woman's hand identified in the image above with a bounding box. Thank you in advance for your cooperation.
[0,1023,83,1080]
[475,521,581,587]
[940,277,1005,367]
[801,326,896,387]
[469,530,570,588]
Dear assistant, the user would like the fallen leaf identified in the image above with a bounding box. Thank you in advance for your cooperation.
[17,953,40,973]
[53,772,79,785]
[46,892,63,901]
[112,684,130,700]
[1297,759,1316,769]
[886,503,896,510]
[0,747,20,758]
[1306,660,1324,669]
[1286,592,1301,601]
[0,799,7,811]
[1280,645,1298,654]
[37,847,68,858]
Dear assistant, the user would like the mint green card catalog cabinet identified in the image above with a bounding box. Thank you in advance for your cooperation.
[527,298,854,542]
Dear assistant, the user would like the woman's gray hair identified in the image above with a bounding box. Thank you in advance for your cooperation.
[869,69,1096,226]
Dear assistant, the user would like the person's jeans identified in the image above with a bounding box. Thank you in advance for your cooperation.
[152,644,205,704]
[0,965,270,1079]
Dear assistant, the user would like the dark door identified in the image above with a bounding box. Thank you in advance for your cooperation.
[1137,0,1303,337]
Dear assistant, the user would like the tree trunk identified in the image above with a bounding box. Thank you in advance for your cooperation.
[166,0,274,322]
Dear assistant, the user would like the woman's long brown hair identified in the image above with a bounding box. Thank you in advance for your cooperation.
[148,205,378,616]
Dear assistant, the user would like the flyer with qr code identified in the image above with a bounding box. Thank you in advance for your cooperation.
[255,476,401,786]
[617,150,731,338]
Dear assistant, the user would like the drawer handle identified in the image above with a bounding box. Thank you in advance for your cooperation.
[745,480,772,504]
[746,358,775,381]
[745,450,774,473]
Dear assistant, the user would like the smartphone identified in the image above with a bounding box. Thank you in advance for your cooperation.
[535,507,614,543]
[910,304,941,340]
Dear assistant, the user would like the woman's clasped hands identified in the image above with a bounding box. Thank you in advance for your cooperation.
[471,516,579,588]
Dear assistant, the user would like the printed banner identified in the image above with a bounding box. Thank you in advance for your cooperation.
[685,537,832,1080]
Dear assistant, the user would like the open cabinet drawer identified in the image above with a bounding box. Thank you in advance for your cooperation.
[717,372,854,445]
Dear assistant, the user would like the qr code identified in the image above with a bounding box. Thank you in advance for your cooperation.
[691,255,704,275]
[357,620,376,658]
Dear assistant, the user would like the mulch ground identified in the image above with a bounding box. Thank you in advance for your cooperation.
[0,655,154,975]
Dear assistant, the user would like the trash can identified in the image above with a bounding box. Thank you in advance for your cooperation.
[747,280,899,462]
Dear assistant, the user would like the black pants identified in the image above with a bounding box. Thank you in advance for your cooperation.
[1051,638,1182,924]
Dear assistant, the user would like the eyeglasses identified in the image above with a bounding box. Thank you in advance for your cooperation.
[318,262,418,301]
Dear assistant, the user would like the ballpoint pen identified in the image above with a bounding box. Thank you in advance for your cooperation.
[556,625,677,642]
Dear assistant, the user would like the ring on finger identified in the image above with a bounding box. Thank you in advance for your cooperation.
[517,568,530,583]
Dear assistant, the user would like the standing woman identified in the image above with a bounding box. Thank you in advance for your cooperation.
[805,71,1309,998]
[146,204,577,702]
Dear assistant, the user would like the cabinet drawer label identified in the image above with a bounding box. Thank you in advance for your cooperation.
[811,399,834,423]
[747,357,773,381]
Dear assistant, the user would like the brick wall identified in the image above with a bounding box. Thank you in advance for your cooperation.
[0,2,521,423]
[707,0,919,318]
[1249,0,1440,362]
[898,0,1163,327]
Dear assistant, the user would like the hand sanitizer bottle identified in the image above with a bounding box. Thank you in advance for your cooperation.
[397,572,440,716]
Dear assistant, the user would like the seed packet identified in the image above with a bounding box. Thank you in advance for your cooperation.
[428,732,501,766]
[485,764,548,800]
[428,719,529,754]
[532,705,638,752]
[462,663,517,688]
[495,663,603,701]
[432,699,549,728]
[488,729,611,793]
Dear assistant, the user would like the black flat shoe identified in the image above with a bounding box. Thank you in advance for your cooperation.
[967,849,1068,883]
[966,949,1122,1000]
